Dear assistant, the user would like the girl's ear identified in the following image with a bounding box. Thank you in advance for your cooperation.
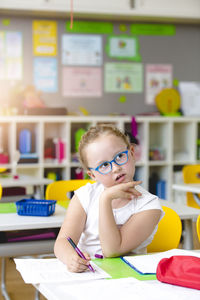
[87,169,96,180]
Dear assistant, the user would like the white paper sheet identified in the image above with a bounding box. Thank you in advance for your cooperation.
[39,277,200,300]
[123,249,200,274]
[14,258,111,284]
[179,82,200,116]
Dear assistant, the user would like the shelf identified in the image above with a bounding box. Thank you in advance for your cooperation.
[0,0,199,23]
[0,115,199,201]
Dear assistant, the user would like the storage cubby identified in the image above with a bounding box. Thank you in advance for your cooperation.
[17,166,41,178]
[134,166,147,188]
[149,166,169,200]
[0,115,200,202]
[173,121,196,163]
[149,122,170,162]
[16,122,40,165]
[0,122,11,165]
[70,166,89,180]
[43,121,67,165]
[70,122,91,163]
[172,165,187,204]
[44,167,65,181]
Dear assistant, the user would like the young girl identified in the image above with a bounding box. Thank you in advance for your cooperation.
[54,124,163,272]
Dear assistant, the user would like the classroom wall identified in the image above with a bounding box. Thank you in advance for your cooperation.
[0,15,200,116]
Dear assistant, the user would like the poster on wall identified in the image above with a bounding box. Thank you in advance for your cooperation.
[179,82,200,116]
[34,57,57,92]
[62,34,102,66]
[66,20,113,34]
[105,35,141,61]
[104,63,143,93]
[33,20,57,56]
[0,31,23,80]
[130,24,176,36]
[62,67,102,97]
[145,64,173,105]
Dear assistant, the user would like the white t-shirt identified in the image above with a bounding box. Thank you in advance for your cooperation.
[75,182,164,258]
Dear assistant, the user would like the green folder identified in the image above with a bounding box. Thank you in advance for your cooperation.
[0,203,17,213]
[93,257,156,281]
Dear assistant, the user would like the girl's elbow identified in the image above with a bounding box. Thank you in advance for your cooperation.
[102,248,121,258]
[53,239,60,258]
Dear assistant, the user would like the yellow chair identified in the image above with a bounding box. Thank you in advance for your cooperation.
[182,164,200,208]
[196,215,200,242]
[45,179,95,208]
[147,206,182,253]
[0,183,2,199]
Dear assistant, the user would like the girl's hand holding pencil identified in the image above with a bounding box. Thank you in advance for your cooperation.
[67,237,95,273]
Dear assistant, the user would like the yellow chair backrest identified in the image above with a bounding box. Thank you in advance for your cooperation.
[182,165,200,208]
[45,179,95,208]
[147,206,182,253]
[197,215,200,242]
[0,183,2,199]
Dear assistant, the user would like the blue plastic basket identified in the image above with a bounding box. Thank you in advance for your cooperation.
[16,199,56,217]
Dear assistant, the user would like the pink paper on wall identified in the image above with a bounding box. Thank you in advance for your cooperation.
[62,67,102,97]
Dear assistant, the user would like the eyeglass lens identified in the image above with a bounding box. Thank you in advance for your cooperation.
[98,151,128,174]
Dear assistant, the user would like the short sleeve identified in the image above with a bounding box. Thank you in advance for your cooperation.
[74,182,102,214]
[134,185,165,220]
[74,183,91,213]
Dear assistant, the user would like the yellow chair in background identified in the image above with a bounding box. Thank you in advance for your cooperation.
[182,164,200,208]
[196,215,200,242]
[147,206,182,253]
[45,179,95,208]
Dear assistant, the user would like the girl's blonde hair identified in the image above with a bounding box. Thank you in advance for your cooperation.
[78,124,131,169]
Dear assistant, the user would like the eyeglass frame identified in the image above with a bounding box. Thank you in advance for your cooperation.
[88,149,129,175]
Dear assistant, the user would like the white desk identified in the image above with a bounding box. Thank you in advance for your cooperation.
[160,199,200,250]
[0,205,66,300]
[172,183,200,194]
[0,205,65,233]
[37,279,200,300]
[172,183,200,206]
[2,200,199,299]
[0,176,53,199]
[35,252,200,300]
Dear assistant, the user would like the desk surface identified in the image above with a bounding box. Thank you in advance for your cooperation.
[36,251,200,300]
[37,278,200,300]
[160,199,200,220]
[1,200,199,231]
[172,183,200,194]
[0,204,66,231]
[0,176,53,188]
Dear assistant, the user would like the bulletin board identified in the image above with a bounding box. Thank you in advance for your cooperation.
[0,16,200,116]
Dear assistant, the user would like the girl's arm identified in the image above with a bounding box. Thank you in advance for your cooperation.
[54,194,90,272]
[99,182,161,257]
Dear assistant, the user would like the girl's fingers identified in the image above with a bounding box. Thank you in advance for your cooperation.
[69,256,91,273]
[128,188,142,196]
[123,181,142,190]
[128,180,142,185]
[123,187,142,199]
[132,180,142,186]
[83,252,91,260]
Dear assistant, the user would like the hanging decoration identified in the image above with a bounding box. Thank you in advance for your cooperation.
[70,0,73,29]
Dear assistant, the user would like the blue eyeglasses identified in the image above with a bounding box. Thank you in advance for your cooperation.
[89,150,129,175]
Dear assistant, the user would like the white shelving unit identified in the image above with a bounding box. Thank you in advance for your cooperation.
[0,0,199,23]
[0,115,200,201]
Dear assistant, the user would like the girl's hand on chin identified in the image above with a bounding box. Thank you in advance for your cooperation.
[102,181,142,202]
